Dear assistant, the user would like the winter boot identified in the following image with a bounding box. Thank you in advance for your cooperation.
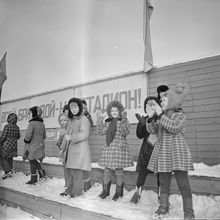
[38,169,47,182]
[112,183,124,201]
[130,186,142,204]
[153,193,169,219]
[183,197,195,220]
[84,180,92,192]
[26,174,38,185]
[98,181,111,199]
[2,171,13,180]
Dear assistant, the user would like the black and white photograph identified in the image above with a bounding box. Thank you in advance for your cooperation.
[0,0,220,219]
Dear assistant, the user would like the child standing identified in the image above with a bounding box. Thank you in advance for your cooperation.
[60,97,91,198]
[146,83,195,220]
[56,113,69,186]
[130,96,159,204]
[23,106,46,184]
[96,100,133,201]
[0,113,20,179]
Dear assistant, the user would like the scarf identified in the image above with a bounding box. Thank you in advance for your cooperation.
[105,117,121,146]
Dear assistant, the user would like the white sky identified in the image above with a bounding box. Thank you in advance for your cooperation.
[0,0,220,101]
[1,158,220,219]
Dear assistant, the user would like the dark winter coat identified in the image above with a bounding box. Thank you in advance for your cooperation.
[0,113,20,158]
[24,117,46,160]
[136,117,154,173]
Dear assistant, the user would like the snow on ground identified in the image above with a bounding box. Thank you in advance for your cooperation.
[14,156,220,178]
[0,170,220,220]
[0,204,41,220]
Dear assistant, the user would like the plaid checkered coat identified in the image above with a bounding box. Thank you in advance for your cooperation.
[146,110,194,173]
[97,119,133,169]
[0,115,20,158]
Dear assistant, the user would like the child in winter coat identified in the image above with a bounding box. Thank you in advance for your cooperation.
[0,113,20,179]
[56,112,69,186]
[96,100,133,201]
[130,96,160,204]
[146,83,195,220]
[23,106,47,184]
[60,97,91,198]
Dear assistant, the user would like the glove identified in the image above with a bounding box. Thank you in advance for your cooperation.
[135,113,146,125]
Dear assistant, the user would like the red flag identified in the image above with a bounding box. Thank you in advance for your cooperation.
[143,0,153,72]
[0,52,7,100]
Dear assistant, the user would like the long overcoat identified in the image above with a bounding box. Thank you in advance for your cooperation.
[24,118,46,160]
[0,114,20,158]
[61,115,91,171]
[97,119,133,169]
[147,110,194,173]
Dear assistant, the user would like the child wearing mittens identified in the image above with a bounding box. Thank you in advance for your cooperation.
[56,112,69,187]
[96,100,133,201]
[59,97,91,198]
[146,83,195,220]
[130,96,160,204]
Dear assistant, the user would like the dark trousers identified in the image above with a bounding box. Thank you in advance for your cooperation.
[159,171,192,198]
[136,168,151,188]
[0,157,13,173]
[29,159,42,174]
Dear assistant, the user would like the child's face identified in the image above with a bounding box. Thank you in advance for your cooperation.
[111,107,119,118]
[161,92,168,110]
[69,102,79,115]
[60,115,68,128]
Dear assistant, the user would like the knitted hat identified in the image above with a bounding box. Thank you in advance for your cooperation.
[29,106,43,118]
[7,113,18,124]
[106,100,124,117]
[165,83,189,110]
[144,96,160,113]
[157,85,169,100]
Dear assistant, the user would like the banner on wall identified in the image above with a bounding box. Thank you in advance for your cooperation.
[0,88,74,130]
[0,72,148,130]
[75,73,148,124]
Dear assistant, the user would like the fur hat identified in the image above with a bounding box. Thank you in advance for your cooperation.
[67,97,83,118]
[166,83,189,110]
[144,96,160,113]
[157,85,169,100]
[81,100,87,106]
[106,100,124,117]
[29,106,43,118]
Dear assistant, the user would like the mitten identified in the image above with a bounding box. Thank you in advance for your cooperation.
[22,150,29,162]
[121,110,127,122]
[37,156,44,163]
[135,113,146,125]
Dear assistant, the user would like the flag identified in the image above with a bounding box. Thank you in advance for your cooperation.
[0,52,7,101]
[143,0,153,72]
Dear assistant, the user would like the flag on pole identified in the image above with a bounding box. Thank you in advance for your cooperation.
[143,0,153,72]
[0,52,7,101]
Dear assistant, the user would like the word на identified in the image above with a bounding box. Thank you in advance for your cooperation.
[84,88,142,113]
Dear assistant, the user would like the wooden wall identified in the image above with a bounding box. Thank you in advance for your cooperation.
[16,55,220,165]
[148,55,220,165]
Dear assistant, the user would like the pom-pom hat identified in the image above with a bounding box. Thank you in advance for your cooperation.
[165,82,189,110]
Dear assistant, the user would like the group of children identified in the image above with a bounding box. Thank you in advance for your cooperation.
[0,82,195,220]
